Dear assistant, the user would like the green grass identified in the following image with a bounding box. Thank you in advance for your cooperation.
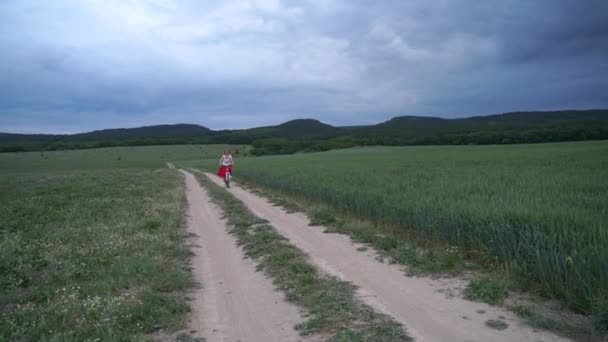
[190,169,412,341]
[0,144,248,173]
[183,141,608,317]
[464,277,507,305]
[0,145,239,340]
[0,169,192,340]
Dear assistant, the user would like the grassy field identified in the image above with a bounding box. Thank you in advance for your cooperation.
[0,144,248,173]
[186,141,608,318]
[0,145,236,340]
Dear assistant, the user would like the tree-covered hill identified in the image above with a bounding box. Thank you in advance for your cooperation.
[1,110,607,153]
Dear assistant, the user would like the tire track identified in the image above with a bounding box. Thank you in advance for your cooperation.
[181,170,304,342]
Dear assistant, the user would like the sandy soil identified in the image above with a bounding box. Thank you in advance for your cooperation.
[204,172,570,342]
[181,170,305,342]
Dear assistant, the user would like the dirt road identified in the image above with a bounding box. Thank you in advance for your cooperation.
[203,172,569,342]
[181,170,304,342]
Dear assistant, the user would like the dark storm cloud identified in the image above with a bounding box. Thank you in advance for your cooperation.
[0,0,607,133]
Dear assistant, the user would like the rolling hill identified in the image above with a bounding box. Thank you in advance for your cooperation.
[1,110,607,153]
[211,119,343,144]
[72,124,212,139]
[352,110,608,138]
[0,124,211,141]
[0,124,215,152]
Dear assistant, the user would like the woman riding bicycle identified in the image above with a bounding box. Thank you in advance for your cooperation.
[218,149,233,183]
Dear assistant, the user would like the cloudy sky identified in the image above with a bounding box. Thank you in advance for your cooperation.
[1,0,607,133]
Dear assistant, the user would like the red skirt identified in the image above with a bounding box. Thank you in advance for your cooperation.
[218,165,233,178]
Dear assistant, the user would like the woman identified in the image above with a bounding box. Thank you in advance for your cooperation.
[217,149,233,184]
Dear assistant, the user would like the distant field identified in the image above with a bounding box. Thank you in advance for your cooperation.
[187,141,608,313]
[0,144,248,173]
[0,145,241,340]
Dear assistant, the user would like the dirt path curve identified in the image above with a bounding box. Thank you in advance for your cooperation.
[203,172,569,342]
[181,170,305,342]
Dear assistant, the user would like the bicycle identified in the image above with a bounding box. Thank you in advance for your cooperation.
[224,167,231,188]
